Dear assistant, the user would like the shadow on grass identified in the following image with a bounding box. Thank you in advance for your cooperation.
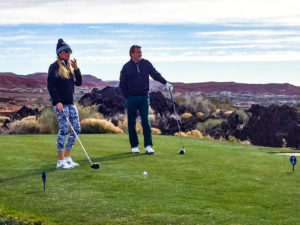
[0,167,57,184]
[93,152,146,163]
[0,152,146,183]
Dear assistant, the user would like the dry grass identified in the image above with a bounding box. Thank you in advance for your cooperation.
[149,115,155,123]
[181,112,193,119]
[80,118,124,134]
[38,107,58,134]
[135,121,143,134]
[151,127,162,135]
[224,110,233,116]
[21,116,36,122]
[174,131,187,138]
[76,104,103,121]
[6,117,41,134]
[117,117,160,135]
[0,116,10,122]
[175,130,203,139]
[196,112,204,118]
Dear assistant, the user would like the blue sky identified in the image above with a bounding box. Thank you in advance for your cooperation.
[0,0,300,85]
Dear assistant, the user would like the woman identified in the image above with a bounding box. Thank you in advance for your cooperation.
[47,39,82,169]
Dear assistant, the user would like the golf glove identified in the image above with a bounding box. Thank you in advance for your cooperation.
[166,82,173,92]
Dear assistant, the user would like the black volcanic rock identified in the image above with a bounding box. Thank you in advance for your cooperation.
[241,104,300,149]
[208,104,300,149]
[149,91,186,116]
[79,89,186,118]
[9,106,40,121]
[207,109,250,140]
[79,86,126,117]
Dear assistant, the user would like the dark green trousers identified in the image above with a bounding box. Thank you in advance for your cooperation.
[125,95,152,148]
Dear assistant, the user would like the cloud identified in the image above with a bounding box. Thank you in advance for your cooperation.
[0,0,300,25]
[194,30,300,37]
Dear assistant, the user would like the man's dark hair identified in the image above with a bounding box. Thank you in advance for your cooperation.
[129,45,141,56]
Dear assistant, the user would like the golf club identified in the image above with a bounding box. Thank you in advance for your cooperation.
[63,111,100,169]
[169,90,185,154]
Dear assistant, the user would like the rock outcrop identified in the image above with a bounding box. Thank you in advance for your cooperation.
[208,104,300,149]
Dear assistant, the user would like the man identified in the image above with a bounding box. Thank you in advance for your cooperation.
[119,45,173,154]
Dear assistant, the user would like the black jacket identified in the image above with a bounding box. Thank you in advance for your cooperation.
[119,59,167,98]
[47,61,82,106]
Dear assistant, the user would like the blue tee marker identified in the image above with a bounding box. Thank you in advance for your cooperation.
[42,171,46,191]
[290,156,297,172]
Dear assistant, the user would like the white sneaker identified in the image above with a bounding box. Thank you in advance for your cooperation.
[132,147,140,154]
[56,160,74,169]
[145,146,155,154]
[65,157,80,168]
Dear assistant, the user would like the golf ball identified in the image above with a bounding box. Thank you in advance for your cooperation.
[143,171,147,176]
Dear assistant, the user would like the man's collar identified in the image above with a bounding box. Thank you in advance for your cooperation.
[131,58,142,64]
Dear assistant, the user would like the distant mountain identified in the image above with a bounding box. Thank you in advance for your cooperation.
[0,72,107,89]
[172,82,300,96]
[1,73,300,96]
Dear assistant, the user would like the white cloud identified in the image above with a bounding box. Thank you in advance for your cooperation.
[194,30,300,37]
[0,35,36,41]
[0,0,300,25]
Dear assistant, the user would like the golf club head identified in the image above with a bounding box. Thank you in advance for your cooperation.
[178,148,185,155]
[90,163,100,169]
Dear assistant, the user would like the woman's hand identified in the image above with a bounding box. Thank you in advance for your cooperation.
[70,58,78,70]
[56,102,63,112]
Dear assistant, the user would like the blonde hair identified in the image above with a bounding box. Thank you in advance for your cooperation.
[56,58,75,79]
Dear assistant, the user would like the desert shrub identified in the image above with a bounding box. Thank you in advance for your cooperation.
[7,118,41,134]
[175,131,187,138]
[149,115,155,123]
[38,107,58,134]
[210,98,236,111]
[118,118,146,134]
[196,119,223,132]
[76,104,103,121]
[21,116,36,121]
[0,116,10,122]
[196,112,204,118]
[149,106,154,115]
[118,118,128,133]
[186,130,203,138]
[181,112,193,119]
[175,130,203,139]
[135,121,143,134]
[80,118,124,134]
[151,128,161,135]
[228,135,239,143]
[224,111,233,116]
[233,109,250,122]
[183,95,216,116]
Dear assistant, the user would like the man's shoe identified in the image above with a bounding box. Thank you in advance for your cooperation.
[132,147,140,154]
[145,146,155,154]
[56,160,74,169]
[65,157,80,168]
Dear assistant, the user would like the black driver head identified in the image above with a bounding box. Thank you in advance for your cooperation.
[178,149,185,155]
[90,163,100,169]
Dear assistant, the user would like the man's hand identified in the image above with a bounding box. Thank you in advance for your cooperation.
[56,102,63,112]
[166,82,173,92]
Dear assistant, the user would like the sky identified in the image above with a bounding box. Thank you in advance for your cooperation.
[0,0,300,85]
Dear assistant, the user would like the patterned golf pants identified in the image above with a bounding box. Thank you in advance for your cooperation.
[54,104,81,151]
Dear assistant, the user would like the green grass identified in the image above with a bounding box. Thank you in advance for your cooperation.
[0,134,300,225]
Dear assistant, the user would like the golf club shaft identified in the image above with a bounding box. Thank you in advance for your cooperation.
[169,90,184,149]
[63,111,93,165]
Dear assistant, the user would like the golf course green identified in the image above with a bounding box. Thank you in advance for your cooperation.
[0,134,299,225]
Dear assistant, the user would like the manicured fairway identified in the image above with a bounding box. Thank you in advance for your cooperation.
[0,134,300,225]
